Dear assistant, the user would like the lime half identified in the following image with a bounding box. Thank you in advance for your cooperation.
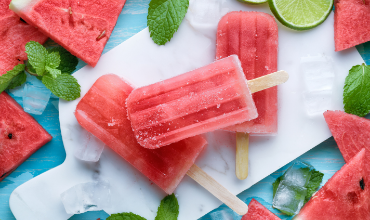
[238,0,267,4]
[268,0,334,30]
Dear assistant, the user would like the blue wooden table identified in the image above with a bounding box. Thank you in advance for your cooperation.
[1,1,370,219]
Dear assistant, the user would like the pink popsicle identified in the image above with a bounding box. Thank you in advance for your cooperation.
[75,74,207,194]
[127,55,258,149]
[217,11,278,134]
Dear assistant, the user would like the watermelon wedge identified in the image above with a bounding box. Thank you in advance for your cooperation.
[242,199,281,220]
[10,0,126,67]
[0,0,47,76]
[295,148,370,220]
[75,74,207,194]
[323,110,370,163]
[0,92,52,181]
[334,0,370,51]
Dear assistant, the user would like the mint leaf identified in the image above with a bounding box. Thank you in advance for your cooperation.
[155,194,179,220]
[45,66,61,79]
[272,175,283,197]
[48,47,78,74]
[0,64,25,92]
[107,212,147,220]
[343,64,370,117]
[46,51,61,69]
[42,73,80,101]
[8,71,27,89]
[147,0,189,45]
[25,41,47,76]
[304,170,324,203]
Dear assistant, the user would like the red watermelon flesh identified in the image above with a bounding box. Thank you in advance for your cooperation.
[295,148,370,220]
[242,199,281,220]
[334,0,370,51]
[323,110,370,163]
[0,92,52,181]
[10,0,126,67]
[75,74,207,194]
[0,0,48,76]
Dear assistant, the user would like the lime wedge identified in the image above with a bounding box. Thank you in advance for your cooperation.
[268,0,334,30]
[238,0,267,4]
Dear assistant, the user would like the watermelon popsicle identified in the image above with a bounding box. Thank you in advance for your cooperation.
[216,12,279,180]
[127,55,288,149]
[75,74,249,215]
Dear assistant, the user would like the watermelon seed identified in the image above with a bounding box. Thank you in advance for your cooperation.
[69,7,72,15]
[20,18,27,24]
[8,133,12,139]
[97,30,106,40]
[0,172,7,178]
[360,178,365,190]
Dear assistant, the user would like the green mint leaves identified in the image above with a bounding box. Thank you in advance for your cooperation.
[0,41,80,101]
[343,64,370,117]
[155,194,179,220]
[272,168,324,216]
[107,212,147,220]
[147,0,189,45]
[0,64,26,92]
[108,194,179,220]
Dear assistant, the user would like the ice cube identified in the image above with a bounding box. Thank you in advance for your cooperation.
[283,161,313,187]
[51,100,59,111]
[60,180,111,215]
[188,0,222,25]
[7,83,25,97]
[303,90,332,116]
[300,55,335,92]
[74,132,105,162]
[23,78,51,115]
[208,208,240,220]
[272,180,307,215]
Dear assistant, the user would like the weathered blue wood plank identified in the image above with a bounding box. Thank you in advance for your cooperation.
[0,1,368,219]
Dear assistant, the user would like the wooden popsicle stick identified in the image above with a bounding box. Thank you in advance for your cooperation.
[236,133,249,180]
[187,164,248,216]
[247,70,289,94]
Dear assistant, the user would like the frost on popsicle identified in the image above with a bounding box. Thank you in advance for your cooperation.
[60,180,111,214]
[300,54,335,116]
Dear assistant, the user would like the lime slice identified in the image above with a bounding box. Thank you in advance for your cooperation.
[268,0,334,30]
[238,0,267,4]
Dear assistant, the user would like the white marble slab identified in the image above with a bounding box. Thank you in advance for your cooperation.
[9,0,363,219]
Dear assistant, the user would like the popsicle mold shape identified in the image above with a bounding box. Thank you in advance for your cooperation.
[75,74,207,194]
[127,55,258,149]
[217,11,278,135]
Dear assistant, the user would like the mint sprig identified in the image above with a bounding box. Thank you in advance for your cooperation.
[343,64,370,117]
[107,194,179,220]
[147,0,189,45]
[107,212,147,220]
[0,41,80,101]
[155,194,179,220]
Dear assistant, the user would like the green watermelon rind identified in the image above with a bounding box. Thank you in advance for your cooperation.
[267,0,334,31]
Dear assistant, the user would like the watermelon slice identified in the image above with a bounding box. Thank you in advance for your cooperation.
[334,0,370,51]
[295,148,370,220]
[10,0,126,67]
[0,92,52,181]
[242,199,281,220]
[75,74,207,194]
[0,0,48,76]
[323,110,370,163]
